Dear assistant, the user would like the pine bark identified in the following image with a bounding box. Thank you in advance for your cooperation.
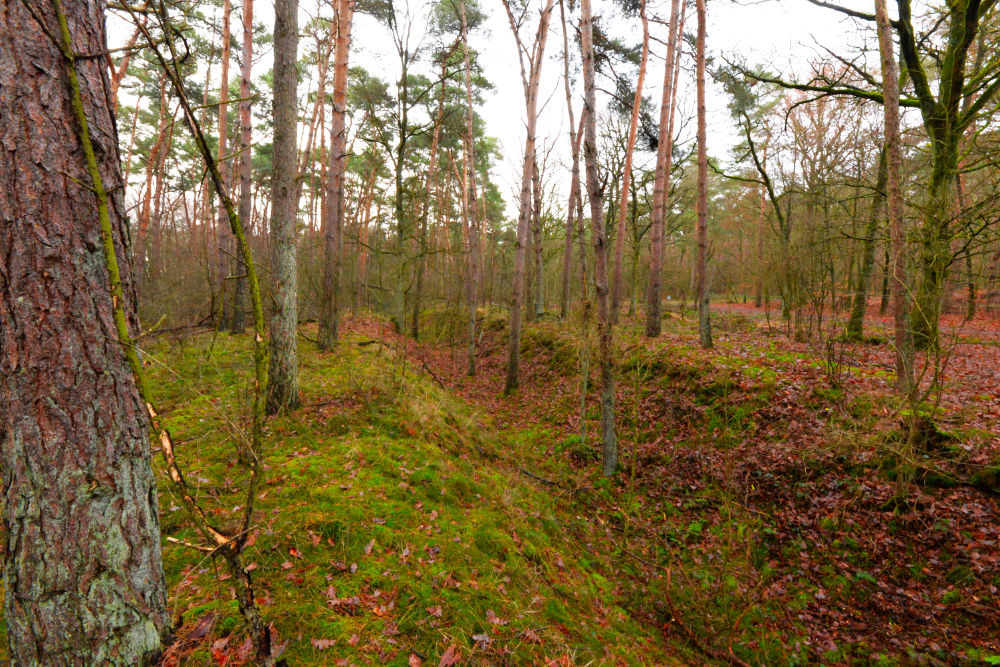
[135,77,169,304]
[0,1,169,662]
[694,0,712,348]
[266,0,300,412]
[580,0,617,475]
[460,1,481,375]
[558,0,580,319]
[645,0,682,337]
[319,0,355,349]
[532,154,544,318]
[216,0,233,328]
[234,0,254,337]
[611,0,648,319]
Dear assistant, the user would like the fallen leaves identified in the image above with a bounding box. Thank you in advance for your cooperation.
[438,644,461,666]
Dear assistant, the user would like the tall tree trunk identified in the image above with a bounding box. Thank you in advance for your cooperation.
[266,0,300,413]
[645,0,682,337]
[357,163,378,310]
[754,178,765,308]
[558,0,580,319]
[412,53,449,340]
[955,173,977,320]
[847,148,887,339]
[231,0,253,335]
[148,115,172,300]
[296,31,330,209]
[611,0,648,319]
[135,77,169,304]
[392,51,411,335]
[319,0,355,349]
[580,0,617,475]
[694,0,712,349]
[0,1,169,662]
[109,26,141,113]
[216,0,233,329]
[532,154,544,318]
[197,54,217,316]
[875,0,914,395]
[460,2,481,375]
[503,0,556,394]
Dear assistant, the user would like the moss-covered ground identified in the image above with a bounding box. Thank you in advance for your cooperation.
[144,330,676,665]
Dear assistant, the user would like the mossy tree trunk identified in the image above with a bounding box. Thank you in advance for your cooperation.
[847,148,888,339]
[267,0,301,413]
[580,0,617,475]
[694,0,713,349]
[0,1,169,662]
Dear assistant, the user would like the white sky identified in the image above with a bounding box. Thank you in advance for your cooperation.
[111,0,884,217]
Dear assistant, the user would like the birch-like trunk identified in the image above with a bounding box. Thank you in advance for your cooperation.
[231,0,254,335]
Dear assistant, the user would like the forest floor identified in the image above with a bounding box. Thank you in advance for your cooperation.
[324,304,1000,665]
[0,305,997,666]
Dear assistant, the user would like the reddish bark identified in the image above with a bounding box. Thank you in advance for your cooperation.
[0,1,168,661]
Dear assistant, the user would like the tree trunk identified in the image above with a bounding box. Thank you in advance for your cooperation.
[532,154,544,319]
[580,0,617,475]
[296,31,331,208]
[460,2,481,376]
[319,0,355,349]
[875,0,914,395]
[645,0,682,337]
[695,0,712,349]
[135,77,169,305]
[558,0,581,319]
[231,0,254,335]
[847,148,887,339]
[266,0,300,413]
[0,1,169,662]
[412,52,449,341]
[754,179,765,308]
[504,0,556,394]
[955,173,976,320]
[216,0,233,329]
[612,0,648,319]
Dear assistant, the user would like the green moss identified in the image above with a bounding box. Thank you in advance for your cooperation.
[70,329,680,666]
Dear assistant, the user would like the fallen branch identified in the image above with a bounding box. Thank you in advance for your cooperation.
[517,467,572,491]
